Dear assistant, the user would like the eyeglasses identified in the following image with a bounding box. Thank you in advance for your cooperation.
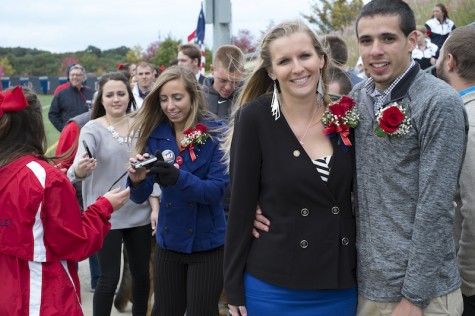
[70,73,84,78]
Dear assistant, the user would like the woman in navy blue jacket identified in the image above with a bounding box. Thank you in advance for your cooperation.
[127,66,229,316]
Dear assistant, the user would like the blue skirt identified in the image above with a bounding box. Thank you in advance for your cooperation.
[244,273,357,316]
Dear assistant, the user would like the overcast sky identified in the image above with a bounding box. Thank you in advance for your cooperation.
[1,0,317,53]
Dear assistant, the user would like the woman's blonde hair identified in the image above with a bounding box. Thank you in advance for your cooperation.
[130,66,209,154]
[222,20,331,164]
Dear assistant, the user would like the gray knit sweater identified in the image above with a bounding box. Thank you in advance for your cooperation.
[68,119,151,229]
[351,67,467,308]
[454,90,475,297]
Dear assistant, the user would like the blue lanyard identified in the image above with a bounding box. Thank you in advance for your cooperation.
[460,86,475,97]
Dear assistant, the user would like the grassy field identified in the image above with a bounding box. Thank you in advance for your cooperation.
[38,94,60,155]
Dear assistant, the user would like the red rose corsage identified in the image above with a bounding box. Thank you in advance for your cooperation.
[321,96,359,149]
[180,123,209,161]
[374,102,411,137]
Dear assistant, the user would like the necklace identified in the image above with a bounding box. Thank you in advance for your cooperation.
[298,104,320,145]
[105,116,129,145]
[282,103,320,146]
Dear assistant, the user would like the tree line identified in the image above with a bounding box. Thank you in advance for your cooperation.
[0,45,131,77]
[2,0,470,77]
[0,0,367,77]
[0,38,220,77]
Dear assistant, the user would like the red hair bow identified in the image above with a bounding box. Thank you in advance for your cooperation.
[117,63,124,70]
[0,87,29,118]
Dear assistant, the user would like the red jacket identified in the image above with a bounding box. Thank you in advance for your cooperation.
[0,155,113,315]
[55,120,80,169]
[54,82,71,95]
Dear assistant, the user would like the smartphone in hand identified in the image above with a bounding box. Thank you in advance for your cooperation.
[131,155,157,169]
[82,140,93,158]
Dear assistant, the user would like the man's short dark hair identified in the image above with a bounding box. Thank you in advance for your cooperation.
[178,43,201,61]
[324,35,348,66]
[356,0,416,37]
[327,66,352,97]
[442,25,475,82]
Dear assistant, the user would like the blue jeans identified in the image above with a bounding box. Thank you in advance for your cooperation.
[89,253,100,289]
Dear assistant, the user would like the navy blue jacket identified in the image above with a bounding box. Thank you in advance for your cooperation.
[129,119,229,253]
[48,85,94,132]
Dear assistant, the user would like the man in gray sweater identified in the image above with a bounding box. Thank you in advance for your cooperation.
[352,1,467,315]
[437,25,475,316]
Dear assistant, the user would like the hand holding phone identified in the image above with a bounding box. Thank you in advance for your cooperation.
[82,140,93,158]
[131,155,157,169]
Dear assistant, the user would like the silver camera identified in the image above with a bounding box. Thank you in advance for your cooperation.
[131,155,157,169]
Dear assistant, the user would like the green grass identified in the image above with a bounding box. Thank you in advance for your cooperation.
[38,94,60,155]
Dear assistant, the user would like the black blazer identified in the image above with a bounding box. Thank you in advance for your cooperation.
[224,95,356,306]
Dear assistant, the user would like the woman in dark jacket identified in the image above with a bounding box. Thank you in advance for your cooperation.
[223,20,357,316]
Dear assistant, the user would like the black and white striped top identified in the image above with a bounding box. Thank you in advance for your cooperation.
[312,156,331,183]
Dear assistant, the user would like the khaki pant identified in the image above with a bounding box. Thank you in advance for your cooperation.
[357,289,463,316]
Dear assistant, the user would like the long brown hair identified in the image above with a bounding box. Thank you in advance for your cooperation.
[433,3,449,21]
[130,66,211,154]
[91,71,136,119]
[0,87,47,167]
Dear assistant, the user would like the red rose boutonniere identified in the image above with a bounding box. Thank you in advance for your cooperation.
[180,123,209,161]
[375,102,411,137]
[321,96,359,149]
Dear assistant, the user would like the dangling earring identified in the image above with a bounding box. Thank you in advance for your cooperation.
[317,73,324,103]
[271,80,281,120]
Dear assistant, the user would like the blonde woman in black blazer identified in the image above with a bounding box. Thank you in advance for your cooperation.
[224,20,357,316]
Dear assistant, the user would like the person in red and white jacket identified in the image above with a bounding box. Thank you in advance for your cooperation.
[0,86,130,316]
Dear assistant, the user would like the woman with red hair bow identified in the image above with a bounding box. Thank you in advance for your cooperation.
[0,86,130,315]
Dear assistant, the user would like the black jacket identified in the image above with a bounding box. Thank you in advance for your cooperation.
[48,85,94,132]
[224,94,356,306]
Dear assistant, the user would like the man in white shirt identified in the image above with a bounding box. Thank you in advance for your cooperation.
[132,62,156,109]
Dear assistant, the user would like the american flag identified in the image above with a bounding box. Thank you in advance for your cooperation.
[187,5,206,74]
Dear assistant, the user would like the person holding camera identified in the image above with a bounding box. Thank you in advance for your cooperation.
[67,72,152,316]
[127,66,229,316]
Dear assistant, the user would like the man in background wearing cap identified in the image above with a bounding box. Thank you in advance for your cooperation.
[48,64,93,132]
